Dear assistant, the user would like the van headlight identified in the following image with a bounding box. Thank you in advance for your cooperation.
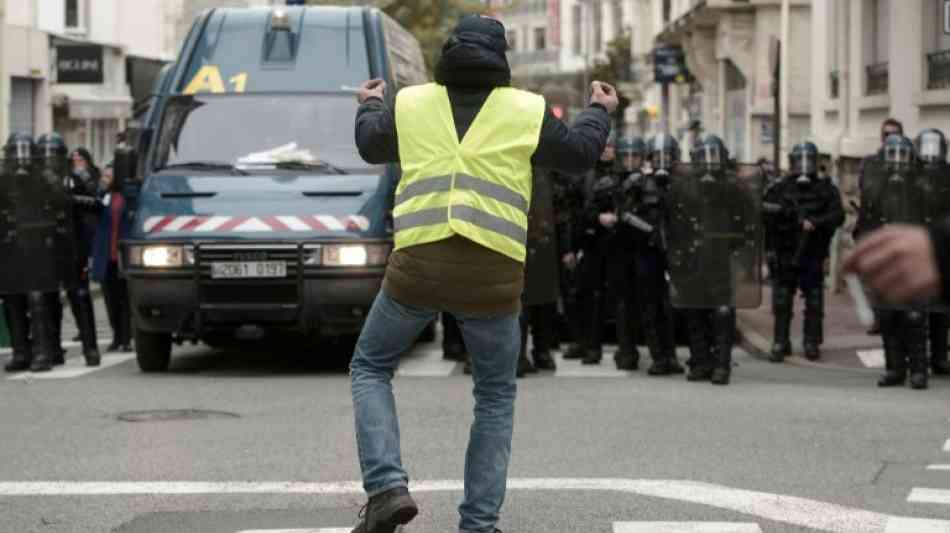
[318,244,390,267]
[128,245,194,268]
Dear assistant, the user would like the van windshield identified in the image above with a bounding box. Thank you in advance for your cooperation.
[153,94,369,173]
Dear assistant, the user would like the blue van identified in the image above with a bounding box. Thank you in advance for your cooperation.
[119,6,427,371]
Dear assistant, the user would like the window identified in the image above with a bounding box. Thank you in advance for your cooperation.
[507,30,518,52]
[663,0,672,24]
[65,0,85,32]
[926,0,950,89]
[572,4,582,54]
[864,0,889,94]
[612,0,623,39]
[534,27,546,51]
[593,1,603,53]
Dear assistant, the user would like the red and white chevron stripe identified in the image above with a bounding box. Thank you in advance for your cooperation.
[142,215,371,234]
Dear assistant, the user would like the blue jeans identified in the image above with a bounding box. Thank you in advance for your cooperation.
[350,290,520,533]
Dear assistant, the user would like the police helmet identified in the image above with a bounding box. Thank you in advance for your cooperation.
[35,132,68,158]
[692,134,729,171]
[4,132,35,164]
[915,128,948,166]
[649,133,680,171]
[617,136,646,155]
[789,141,819,177]
[883,134,916,171]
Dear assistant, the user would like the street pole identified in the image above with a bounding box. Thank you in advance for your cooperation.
[779,0,791,171]
[0,0,7,142]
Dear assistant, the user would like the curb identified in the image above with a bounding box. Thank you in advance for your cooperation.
[736,316,883,374]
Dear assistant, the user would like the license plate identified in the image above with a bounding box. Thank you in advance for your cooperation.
[211,261,287,279]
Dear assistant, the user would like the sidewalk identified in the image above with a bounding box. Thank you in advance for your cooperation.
[737,285,884,370]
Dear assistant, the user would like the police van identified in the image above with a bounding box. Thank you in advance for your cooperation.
[118,6,426,371]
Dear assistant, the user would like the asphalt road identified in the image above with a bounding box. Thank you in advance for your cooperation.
[3,330,950,533]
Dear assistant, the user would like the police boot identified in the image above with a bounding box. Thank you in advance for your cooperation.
[930,313,950,375]
[563,343,586,360]
[802,288,824,361]
[517,352,536,378]
[685,311,713,381]
[27,293,56,372]
[907,312,929,390]
[3,295,33,372]
[516,314,536,378]
[644,311,673,376]
[877,327,906,387]
[614,300,640,371]
[770,286,793,362]
[49,293,65,366]
[710,307,735,386]
[73,288,101,367]
[582,290,604,365]
[531,304,557,371]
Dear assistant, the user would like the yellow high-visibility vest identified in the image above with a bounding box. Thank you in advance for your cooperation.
[393,83,545,263]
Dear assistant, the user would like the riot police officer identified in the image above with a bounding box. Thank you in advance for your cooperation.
[551,170,585,352]
[915,128,950,376]
[41,135,102,367]
[627,134,683,375]
[668,135,759,385]
[609,136,647,370]
[764,142,844,362]
[564,144,617,362]
[1,133,64,372]
[857,135,930,389]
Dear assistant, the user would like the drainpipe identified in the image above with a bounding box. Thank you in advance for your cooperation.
[826,1,850,293]
[779,0,790,171]
[0,0,7,142]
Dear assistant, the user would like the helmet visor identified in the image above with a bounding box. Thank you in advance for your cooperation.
[919,132,944,163]
[884,144,913,167]
[791,150,816,176]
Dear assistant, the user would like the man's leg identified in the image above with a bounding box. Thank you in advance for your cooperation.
[456,311,520,533]
[350,290,436,497]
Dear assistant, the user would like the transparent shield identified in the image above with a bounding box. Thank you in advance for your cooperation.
[919,133,943,163]
[666,163,764,309]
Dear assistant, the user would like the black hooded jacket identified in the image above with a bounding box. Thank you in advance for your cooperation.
[353,30,610,316]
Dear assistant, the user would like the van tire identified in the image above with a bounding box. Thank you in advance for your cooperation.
[136,330,172,372]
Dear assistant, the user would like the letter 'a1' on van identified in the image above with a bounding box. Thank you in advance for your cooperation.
[119,6,427,372]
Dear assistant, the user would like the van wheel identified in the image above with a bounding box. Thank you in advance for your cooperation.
[135,330,172,372]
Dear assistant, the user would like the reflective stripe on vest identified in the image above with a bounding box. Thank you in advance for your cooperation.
[392,83,545,263]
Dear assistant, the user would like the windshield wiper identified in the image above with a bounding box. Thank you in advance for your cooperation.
[160,161,248,175]
[273,160,348,175]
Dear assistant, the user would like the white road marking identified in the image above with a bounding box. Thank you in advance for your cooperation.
[613,523,761,533]
[908,488,950,505]
[236,530,349,533]
[0,339,114,356]
[927,465,950,471]
[396,347,456,377]
[6,353,134,381]
[0,477,915,532]
[943,439,950,452]
[857,349,886,368]
[883,517,950,532]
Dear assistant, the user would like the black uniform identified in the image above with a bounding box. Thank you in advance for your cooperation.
[551,170,585,349]
[628,167,681,375]
[917,128,950,376]
[569,161,616,364]
[764,148,844,362]
[856,135,930,389]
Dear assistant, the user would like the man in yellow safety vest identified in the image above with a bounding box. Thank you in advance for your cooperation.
[349,15,616,533]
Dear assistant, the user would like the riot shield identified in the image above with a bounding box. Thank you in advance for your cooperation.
[666,163,764,309]
[0,161,17,288]
[860,160,937,309]
[0,158,75,294]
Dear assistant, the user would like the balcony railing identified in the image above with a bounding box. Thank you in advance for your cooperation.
[865,62,889,95]
[829,70,840,99]
[507,49,559,68]
[927,49,950,90]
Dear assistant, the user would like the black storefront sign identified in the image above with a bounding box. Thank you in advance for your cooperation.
[57,45,104,84]
[654,45,691,85]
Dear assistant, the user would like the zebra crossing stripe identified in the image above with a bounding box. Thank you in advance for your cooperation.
[883,517,950,532]
[613,523,761,533]
[6,353,134,381]
[908,487,950,505]
[235,530,349,533]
